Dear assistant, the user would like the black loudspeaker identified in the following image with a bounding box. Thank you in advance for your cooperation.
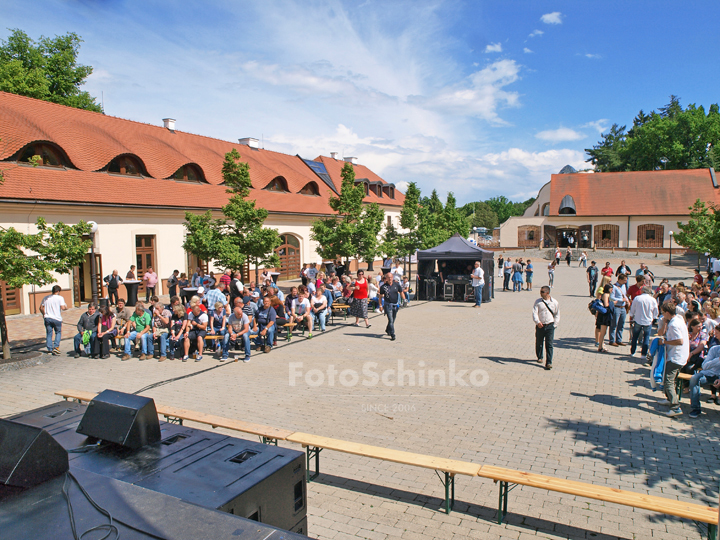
[0,419,69,492]
[76,390,161,449]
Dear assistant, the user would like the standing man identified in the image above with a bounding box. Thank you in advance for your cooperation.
[126,265,136,280]
[608,274,629,346]
[502,257,513,291]
[532,286,560,370]
[40,285,67,356]
[143,266,158,302]
[658,301,689,417]
[615,260,632,278]
[103,270,123,306]
[586,261,599,297]
[627,286,659,358]
[379,272,405,341]
[167,269,180,298]
[391,260,403,283]
[471,261,484,308]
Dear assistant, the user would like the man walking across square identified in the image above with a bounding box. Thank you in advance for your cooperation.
[532,286,560,370]
[379,272,405,341]
[586,261,599,297]
[608,274,629,346]
[40,285,67,356]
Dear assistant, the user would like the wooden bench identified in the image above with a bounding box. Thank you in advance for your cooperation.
[331,304,349,323]
[281,322,296,341]
[287,432,481,513]
[55,389,292,445]
[675,372,718,404]
[477,464,718,537]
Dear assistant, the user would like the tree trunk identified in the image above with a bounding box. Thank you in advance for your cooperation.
[254,257,259,284]
[367,259,374,272]
[0,297,10,360]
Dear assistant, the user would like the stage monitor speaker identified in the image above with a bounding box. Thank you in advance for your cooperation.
[76,390,161,449]
[0,419,68,492]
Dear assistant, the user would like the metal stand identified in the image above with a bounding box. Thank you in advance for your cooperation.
[497,480,517,524]
[708,523,718,540]
[305,446,322,482]
[163,415,183,425]
[261,436,279,446]
[437,472,455,514]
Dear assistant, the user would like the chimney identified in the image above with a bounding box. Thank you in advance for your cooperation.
[238,137,260,149]
[330,152,338,160]
[343,156,357,164]
[162,118,176,131]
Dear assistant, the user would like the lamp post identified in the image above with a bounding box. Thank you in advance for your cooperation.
[88,221,99,304]
[669,230,674,266]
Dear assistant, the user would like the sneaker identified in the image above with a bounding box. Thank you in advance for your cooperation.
[52,349,61,356]
[139,354,147,361]
[545,364,552,370]
[307,333,313,339]
[182,355,189,362]
[616,342,626,346]
[630,352,637,358]
[537,357,543,363]
[73,352,80,358]
[243,357,251,363]
[666,408,683,417]
[220,356,227,362]
[657,399,671,405]
[121,354,131,361]
[391,335,396,341]
[195,355,202,362]
[609,342,618,347]
[158,356,167,362]
[263,345,271,353]
[689,410,701,418]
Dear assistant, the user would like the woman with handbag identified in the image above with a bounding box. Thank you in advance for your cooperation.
[349,270,371,328]
[94,306,117,359]
[595,283,614,352]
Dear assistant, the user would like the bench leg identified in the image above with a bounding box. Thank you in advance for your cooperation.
[261,436,278,446]
[306,446,322,483]
[709,523,718,540]
[676,377,684,403]
[439,472,455,514]
[163,415,183,426]
[286,326,292,342]
[497,481,517,525]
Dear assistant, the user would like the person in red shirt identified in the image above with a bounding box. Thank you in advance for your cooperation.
[694,269,704,285]
[349,270,371,328]
[220,268,232,288]
[627,275,645,303]
[601,262,614,278]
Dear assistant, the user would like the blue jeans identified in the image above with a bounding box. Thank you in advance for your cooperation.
[124,331,151,355]
[155,332,169,356]
[223,331,251,359]
[45,318,62,351]
[610,306,626,344]
[385,304,399,338]
[473,285,483,306]
[73,331,97,355]
[630,323,652,355]
[169,335,184,358]
[314,310,326,331]
[254,325,275,349]
[690,373,719,413]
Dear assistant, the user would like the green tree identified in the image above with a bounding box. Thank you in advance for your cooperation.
[354,203,384,270]
[443,192,470,237]
[461,201,498,230]
[674,199,720,257]
[379,221,399,259]
[182,210,226,268]
[310,162,366,264]
[0,218,91,358]
[0,29,102,112]
[398,181,422,257]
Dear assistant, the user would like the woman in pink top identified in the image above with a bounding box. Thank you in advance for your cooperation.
[143,266,158,302]
[349,270,371,328]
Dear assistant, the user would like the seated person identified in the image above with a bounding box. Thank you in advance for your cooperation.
[401,277,410,306]
[121,302,153,361]
[320,284,334,324]
[168,305,187,360]
[311,287,328,332]
[223,306,251,362]
[368,280,380,312]
[152,300,172,361]
[183,305,208,362]
[94,306,117,359]
[254,296,277,353]
[291,289,313,337]
[207,301,227,354]
[284,286,299,314]
[271,296,288,346]
[185,294,208,313]
[74,302,100,358]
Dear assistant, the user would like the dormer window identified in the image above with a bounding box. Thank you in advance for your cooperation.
[170,164,205,183]
[382,184,395,199]
[355,179,369,196]
[264,176,290,193]
[299,181,320,196]
[12,142,70,168]
[106,154,146,176]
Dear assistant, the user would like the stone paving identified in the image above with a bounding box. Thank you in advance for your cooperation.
[1,259,716,540]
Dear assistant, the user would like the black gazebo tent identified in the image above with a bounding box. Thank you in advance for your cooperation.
[416,234,495,302]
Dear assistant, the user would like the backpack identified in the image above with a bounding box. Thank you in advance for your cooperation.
[588,299,607,315]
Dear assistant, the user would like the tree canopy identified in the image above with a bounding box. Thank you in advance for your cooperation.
[0,29,102,112]
[585,96,720,172]
[460,196,535,229]
[674,199,720,257]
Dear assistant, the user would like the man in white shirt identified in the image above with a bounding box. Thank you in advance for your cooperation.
[183,305,208,362]
[291,292,313,336]
[658,301,690,417]
[40,285,68,356]
[532,286,560,370]
[471,261,484,308]
[627,286,659,358]
[391,262,403,283]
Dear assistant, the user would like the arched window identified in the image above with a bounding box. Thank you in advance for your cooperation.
[541,203,550,216]
[558,195,577,215]
[105,154,146,176]
[11,141,71,167]
[382,185,395,199]
[299,182,320,196]
[264,176,290,192]
[169,164,206,183]
[354,180,369,196]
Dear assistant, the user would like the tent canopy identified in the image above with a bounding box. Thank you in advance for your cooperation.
[417,234,493,260]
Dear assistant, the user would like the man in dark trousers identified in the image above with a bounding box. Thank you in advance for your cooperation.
[379,273,405,341]
[532,286,560,370]
[586,261,599,297]
[103,269,123,306]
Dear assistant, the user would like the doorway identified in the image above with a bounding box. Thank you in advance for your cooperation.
[275,234,301,280]
[72,254,103,304]
[0,281,21,315]
[136,235,156,295]
[556,228,579,248]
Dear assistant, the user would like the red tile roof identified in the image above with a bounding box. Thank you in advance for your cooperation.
[315,156,404,207]
[0,91,400,213]
[548,169,720,216]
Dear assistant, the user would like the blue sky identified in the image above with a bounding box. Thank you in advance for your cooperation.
[2,0,718,204]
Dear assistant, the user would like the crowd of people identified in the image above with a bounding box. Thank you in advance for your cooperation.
[588,261,720,418]
[42,264,409,364]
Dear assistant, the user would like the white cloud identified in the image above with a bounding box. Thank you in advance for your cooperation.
[523,48,533,54]
[528,29,544,38]
[582,120,609,134]
[484,42,502,53]
[541,12,563,24]
[585,53,601,59]
[535,127,586,142]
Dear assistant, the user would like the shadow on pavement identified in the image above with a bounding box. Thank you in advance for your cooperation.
[481,356,546,368]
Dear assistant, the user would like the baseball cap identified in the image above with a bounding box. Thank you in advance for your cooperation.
[197,286,205,294]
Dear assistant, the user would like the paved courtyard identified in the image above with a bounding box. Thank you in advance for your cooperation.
[1,258,716,540]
